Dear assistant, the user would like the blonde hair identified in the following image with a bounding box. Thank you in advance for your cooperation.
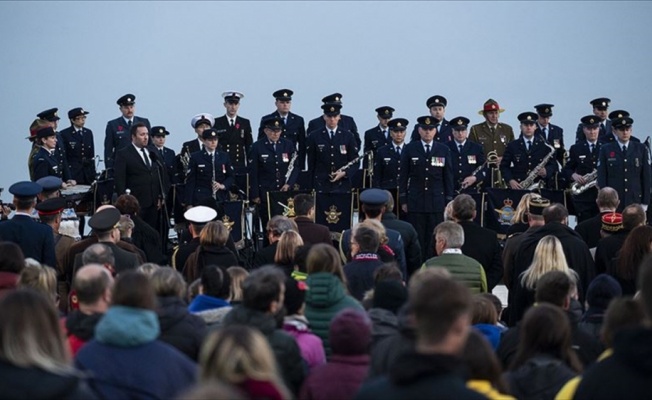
[199,325,290,399]
[18,264,58,304]
[151,268,186,298]
[520,235,577,290]
[226,266,249,303]
[511,193,541,224]
[274,230,304,265]
[200,221,230,247]
[357,219,388,245]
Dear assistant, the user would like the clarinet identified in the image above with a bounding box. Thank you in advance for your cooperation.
[330,151,372,181]
[284,151,298,183]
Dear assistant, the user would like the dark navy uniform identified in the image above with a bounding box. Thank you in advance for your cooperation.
[598,140,650,211]
[563,140,601,221]
[60,126,96,184]
[32,147,70,182]
[373,144,403,189]
[307,127,359,193]
[500,136,558,188]
[151,146,177,185]
[257,111,306,166]
[214,115,253,168]
[184,149,235,206]
[364,126,393,156]
[307,114,360,148]
[409,119,453,144]
[446,140,486,192]
[249,138,300,200]
[104,116,150,169]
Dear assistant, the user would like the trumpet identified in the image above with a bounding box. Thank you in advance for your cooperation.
[570,169,598,195]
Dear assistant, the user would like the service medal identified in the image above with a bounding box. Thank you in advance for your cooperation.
[554,139,560,149]
[468,155,476,164]
[340,145,347,154]
[282,153,289,162]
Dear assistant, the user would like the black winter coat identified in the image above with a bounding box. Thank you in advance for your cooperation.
[157,296,207,361]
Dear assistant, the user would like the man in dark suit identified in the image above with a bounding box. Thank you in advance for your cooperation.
[104,94,151,169]
[597,116,650,211]
[292,193,332,246]
[575,187,619,249]
[113,122,168,232]
[306,103,359,193]
[500,112,558,190]
[469,99,515,161]
[364,106,394,158]
[373,118,408,190]
[307,93,361,147]
[150,126,178,185]
[400,116,454,260]
[451,194,503,291]
[0,181,55,267]
[214,91,252,194]
[575,98,611,143]
[410,95,453,144]
[258,89,306,169]
[381,190,421,278]
[60,107,96,185]
[446,116,486,192]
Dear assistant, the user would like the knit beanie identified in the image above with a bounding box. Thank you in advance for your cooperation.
[373,280,408,314]
[586,274,622,310]
[329,309,372,355]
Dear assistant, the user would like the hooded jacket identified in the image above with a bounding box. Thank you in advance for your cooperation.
[504,354,577,400]
[157,296,207,361]
[188,294,232,327]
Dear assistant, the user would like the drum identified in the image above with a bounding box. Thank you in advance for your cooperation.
[60,185,93,213]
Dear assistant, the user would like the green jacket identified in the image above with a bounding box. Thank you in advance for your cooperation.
[304,272,363,356]
[421,253,488,294]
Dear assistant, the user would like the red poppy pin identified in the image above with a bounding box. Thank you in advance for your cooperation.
[117,126,123,132]
[610,151,615,157]
[235,123,240,130]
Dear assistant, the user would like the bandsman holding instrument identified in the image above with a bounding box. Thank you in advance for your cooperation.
[445,116,486,192]
[306,103,359,193]
[563,115,602,222]
[500,112,557,190]
[373,118,408,190]
[184,128,234,206]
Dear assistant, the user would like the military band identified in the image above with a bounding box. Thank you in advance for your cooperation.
[410,95,453,144]
[307,93,361,148]
[60,107,96,185]
[446,116,486,192]
[373,118,407,190]
[104,94,151,169]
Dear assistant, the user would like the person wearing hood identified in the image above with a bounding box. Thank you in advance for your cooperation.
[188,265,232,327]
[222,266,306,395]
[367,279,407,347]
[75,271,196,399]
[151,267,207,361]
[578,274,622,341]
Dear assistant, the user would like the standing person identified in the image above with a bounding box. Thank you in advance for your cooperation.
[26,118,52,180]
[307,93,361,147]
[446,116,486,192]
[574,97,611,143]
[113,122,169,231]
[258,89,306,168]
[469,98,515,162]
[534,103,565,165]
[181,113,213,161]
[565,115,603,222]
[184,128,234,206]
[104,94,151,169]
[373,118,407,190]
[0,181,55,267]
[574,187,619,249]
[33,108,70,180]
[409,95,453,144]
[380,190,421,277]
[292,193,332,246]
[214,91,252,192]
[343,226,385,301]
[150,126,178,185]
[364,106,394,158]
[182,221,239,282]
[306,103,359,193]
[60,107,96,185]
[31,126,75,185]
[609,225,652,295]
[597,115,650,211]
[399,115,454,260]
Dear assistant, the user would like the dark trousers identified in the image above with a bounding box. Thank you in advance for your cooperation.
[408,211,443,261]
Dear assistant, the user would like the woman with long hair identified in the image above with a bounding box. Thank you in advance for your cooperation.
[507,193,541,235]
[200,325,291,400]
[274,230,304,275]
[0,290,96,398]
[610,225,652,295]
[183,221,239,282]
[508,235,578,325]
[463,330,514,400]
[505,304,582,399]
[304,244,363,356]
[18,263,59,307]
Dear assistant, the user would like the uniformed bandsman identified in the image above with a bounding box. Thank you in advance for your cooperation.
[184,128,235,206]
[469,98,515,160]
[150,126,178,184]
[373,118,407,189]
[446,116,486,192]
[500,112,557,190]
[60,107,96,185]
[563,115,602,222]
[178,114,213,182]
[600,110,640,144]
[306,103,359,193]
[575,97,612,143]
[597,116,650,211]
[258,89,306,168]
[104,94,151,169]
[399,115,454,260]
[364,106,394,157]
[214,91,252,169]
[32,127,76,186]
[307,93,361,148]
[26,118,52,180]
[409,95,453,144]
[534,104,565,163]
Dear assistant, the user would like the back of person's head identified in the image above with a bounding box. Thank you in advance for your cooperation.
[478,293,503,320]
[462,330,508,393]
[534,270,573,308]
[200,221,230,247]
[600,297,644,347]
[358,219,387,245]
[522,235,571,290]
[0,242,25,274]
[114,194,140,215]
[510,193,540,224]
[639,255,652,323]
[542,203,568,224]
[384,190,395,211]
[242,266,285,313]
[266,216,298,239]
[137,263,160,276]
[452,194,476,221]
[18,265,58,305]
[81,243,115,269]
[585,274,622,311]
[112,270,157,310]
[0,289,71,373]
[511,303,582,372]
[293,245,312,273]
[293,193,314,217]
[201,265,231,300]
[199,325,289,398]
[284,276,307,316]
[306,243,345,282]
[274,230,304,266]
[329,309,372,356]
[73,264,113,306]
[596,187,619,210]
[622,204,646,230]
[472,295,498,325]
[373,264,404,284]
[226,266,249,303]
[617,225,652,281]
[373,279,407,314]
[353,225,380,253]
[408,270,472,346]
[151,267,186,299]
[434,221,465,249]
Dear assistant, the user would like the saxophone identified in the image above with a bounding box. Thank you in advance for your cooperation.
[570,170,598,195]
[520,141,556,191]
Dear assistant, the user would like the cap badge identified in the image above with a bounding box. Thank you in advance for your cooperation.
[54,111,58,116]
[434,99,440,103]
[334,96,340,101]
[159,128,164,133]
[211,131,216,137]
[397,122,402,127]
[274,121,279,127]
[330,106,335,112]
[283,92,288,97]
[127,97,132,102]
[457,120,463,125]
[621,119,626,124]
[491,104,497,109]
[384,109,390,115]
[545,108,550,113]
[590,118,595,123]
[527,115,532,121]
[602,102,607,106]
[425,117,431,125]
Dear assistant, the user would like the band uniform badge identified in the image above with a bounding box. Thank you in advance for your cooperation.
[221,214,235,230]
[494,198,514,225]
[325,205,342,224]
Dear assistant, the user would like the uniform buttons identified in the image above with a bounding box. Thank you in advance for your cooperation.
[493,141,497,144]
[625,189,628,192]
[625,179,628,182]
[625,169,628,172]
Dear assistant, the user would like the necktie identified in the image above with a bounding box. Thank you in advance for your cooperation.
[622,145,627,153]
[425,144,431,154]
[272,142,277,152]
[526,140,531,151]
[160,149,164,158]
[329,130,335,140]
[543,127,548,139]
[141,147,150,167]
[590,143,595,153]
[396,146,401,155]
[230,119,234,127]
[383,130,387,139]
[283,117,287,126]
[489,126,496,135]
[127,120,132,128]
[458,144,463,153]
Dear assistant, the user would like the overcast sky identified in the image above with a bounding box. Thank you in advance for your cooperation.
[1,1,651,194]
